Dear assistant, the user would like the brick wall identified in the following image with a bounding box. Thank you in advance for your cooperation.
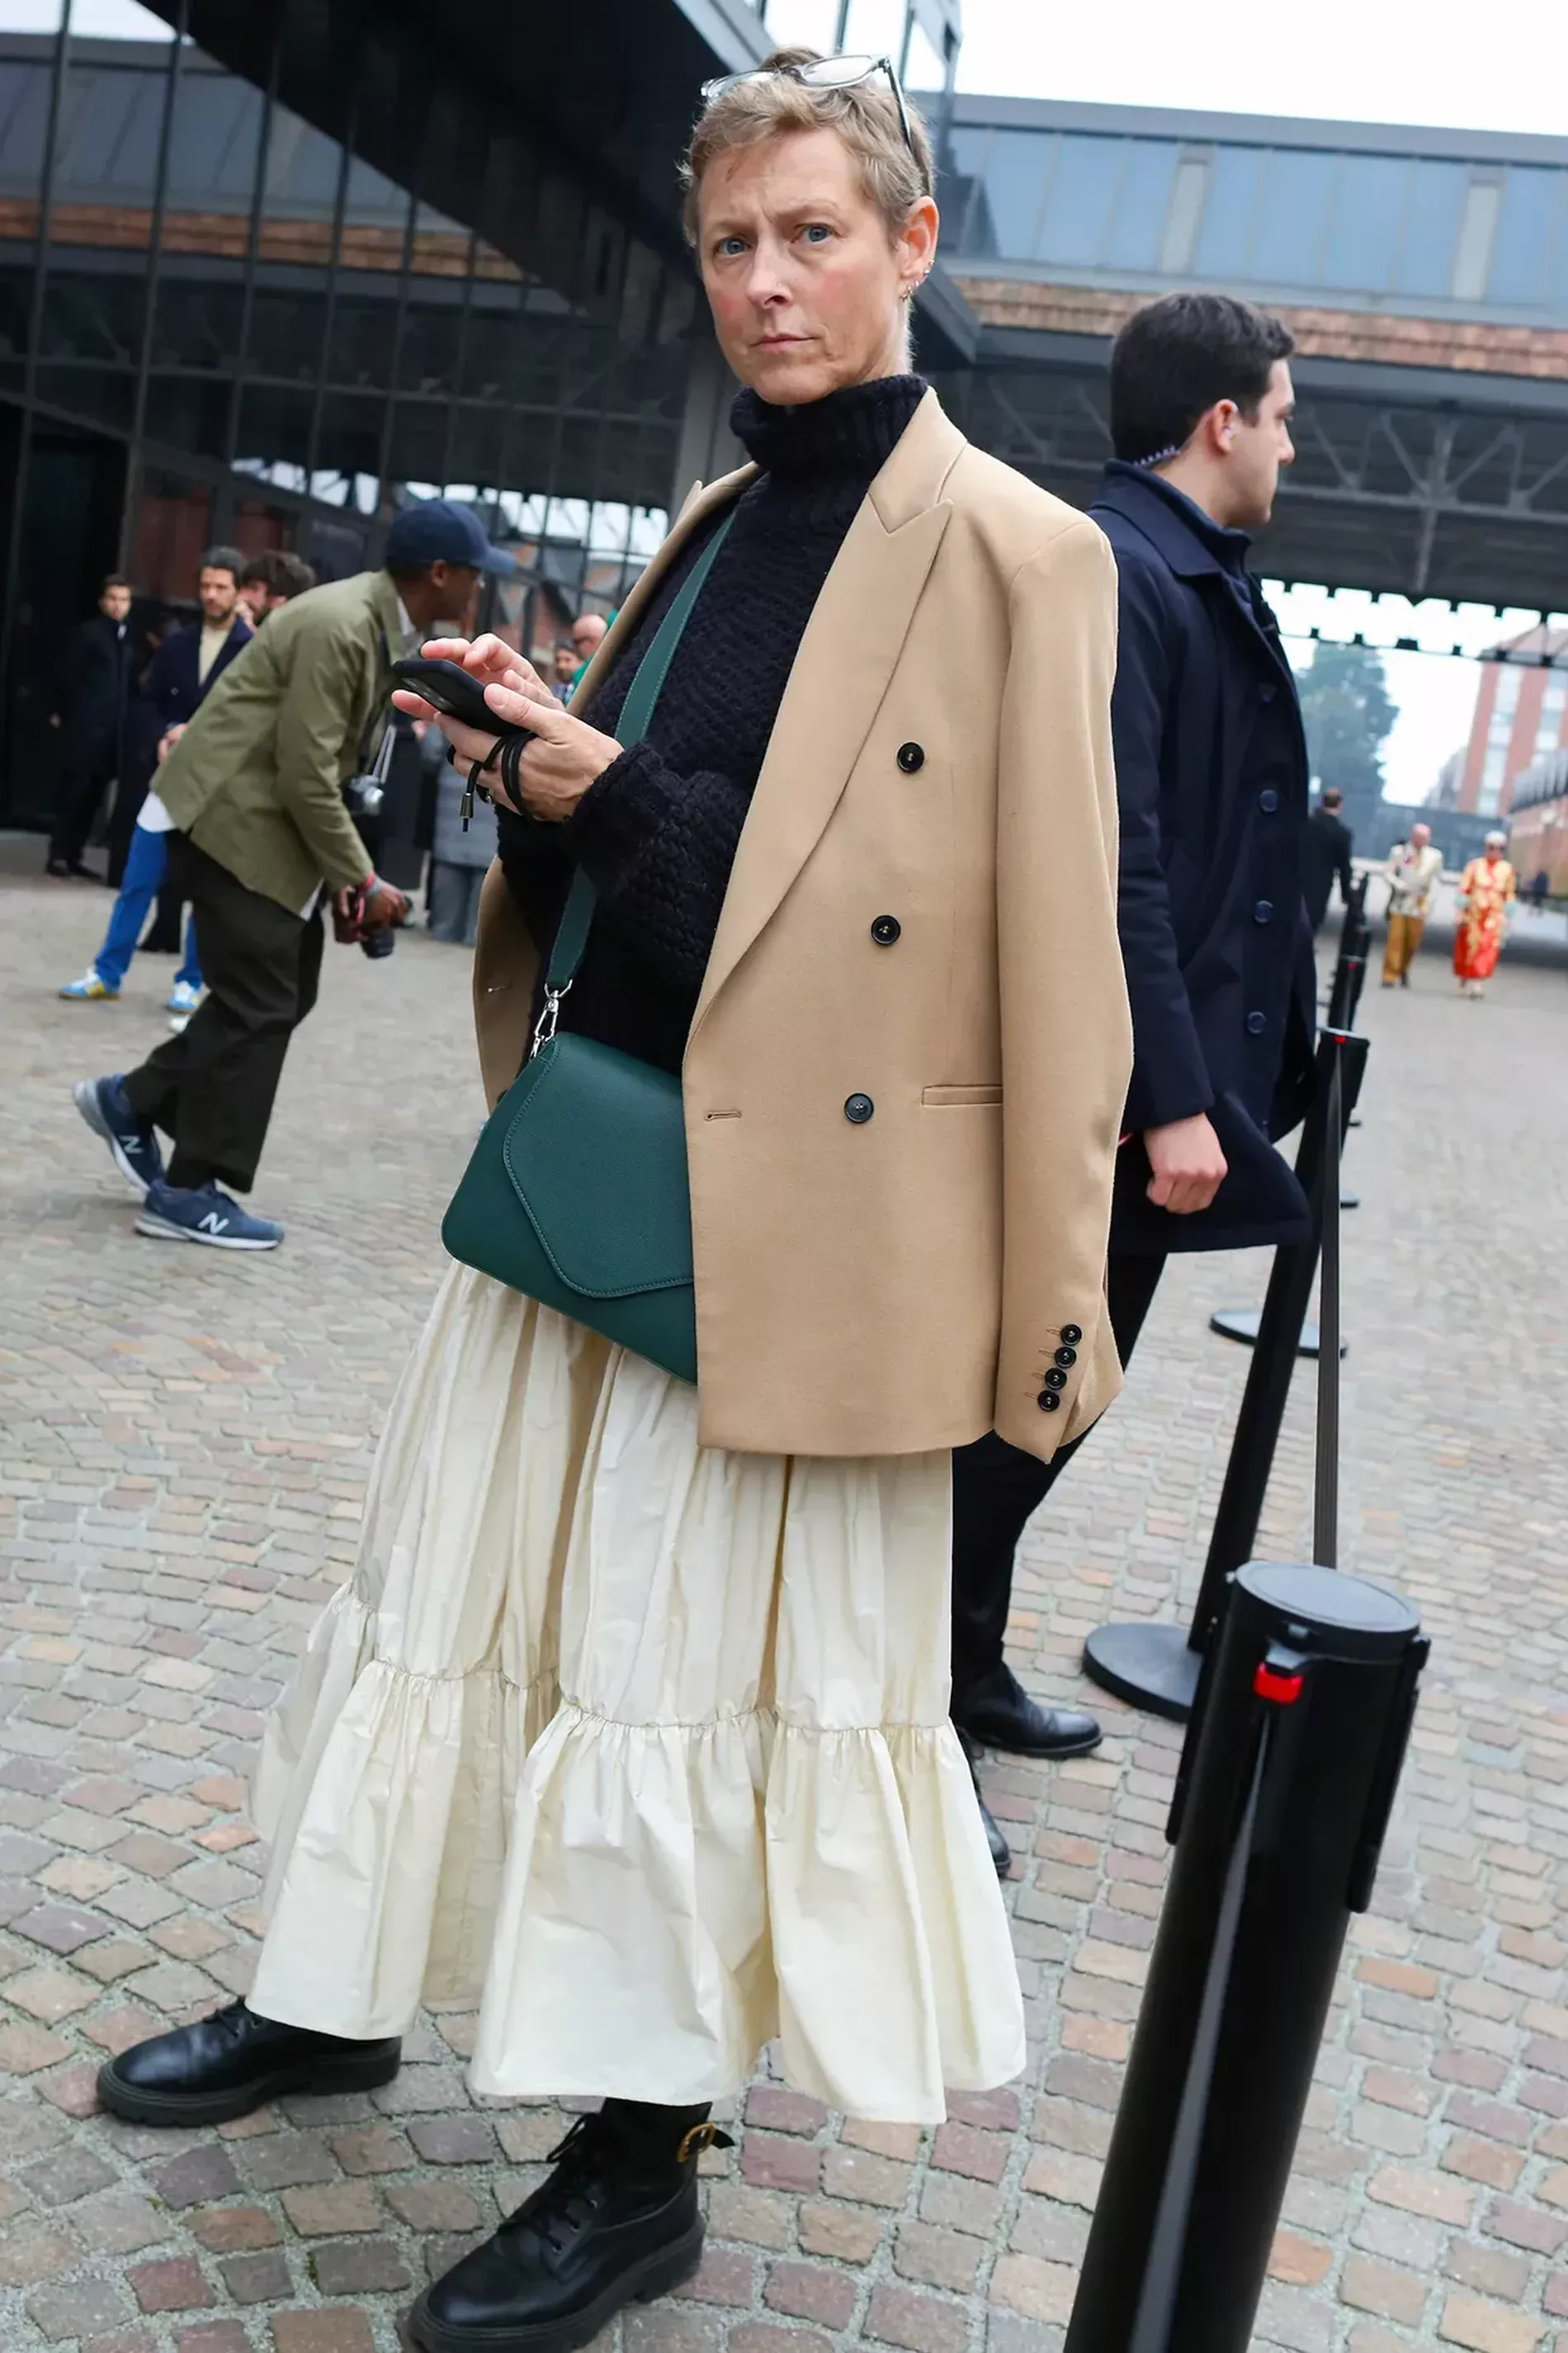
[952,276,1568,383]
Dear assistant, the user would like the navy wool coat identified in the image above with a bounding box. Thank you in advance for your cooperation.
[121,613,253,820]
[1089,463,1316,1254]
[144,613,253,731]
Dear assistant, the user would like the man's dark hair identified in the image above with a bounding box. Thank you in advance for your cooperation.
[1321,787,1344,810]
[240,549,316,598]
[199,543,246,584]
[101,573,131,595]
[1109,293,1296,466]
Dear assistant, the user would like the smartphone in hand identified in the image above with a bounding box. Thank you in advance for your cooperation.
[391,656,534,738]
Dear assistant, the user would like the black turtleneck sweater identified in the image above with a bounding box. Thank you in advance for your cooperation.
[497,371,927,1078]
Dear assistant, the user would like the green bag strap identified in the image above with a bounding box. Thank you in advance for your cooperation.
[542,508,737,1004]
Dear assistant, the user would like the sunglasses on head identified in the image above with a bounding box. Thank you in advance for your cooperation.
[699,54,928,193]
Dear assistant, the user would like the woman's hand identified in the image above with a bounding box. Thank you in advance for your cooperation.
[390,635,622,823]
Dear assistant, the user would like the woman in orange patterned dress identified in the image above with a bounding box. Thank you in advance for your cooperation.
[1454,832,1518,997]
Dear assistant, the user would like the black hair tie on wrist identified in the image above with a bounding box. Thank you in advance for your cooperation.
[500,730,528,812]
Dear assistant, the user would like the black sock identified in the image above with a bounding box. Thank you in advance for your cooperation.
[598,2098,711,2180]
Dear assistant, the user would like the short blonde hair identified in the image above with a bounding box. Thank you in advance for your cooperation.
[681,48,934,245]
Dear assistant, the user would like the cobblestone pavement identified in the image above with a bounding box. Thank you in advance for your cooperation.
[2,850,1566,2353]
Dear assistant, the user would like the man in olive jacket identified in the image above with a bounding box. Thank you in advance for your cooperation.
[73,501,510,1250]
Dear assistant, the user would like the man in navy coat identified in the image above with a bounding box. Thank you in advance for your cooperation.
[952,293,1318,1869]
[107,547,252,885]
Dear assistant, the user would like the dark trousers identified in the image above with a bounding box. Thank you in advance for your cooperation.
[49,758,116,866]
[952,1252,1167,1705]
[122,834,323,1194]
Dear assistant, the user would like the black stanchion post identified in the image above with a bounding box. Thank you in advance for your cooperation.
[1082,1028,1367,1719]
[1188,1028,1366,1657]
[1346,880,1374,1029]
[1326,876,1369,1032]
[1063,1562,1428,2353]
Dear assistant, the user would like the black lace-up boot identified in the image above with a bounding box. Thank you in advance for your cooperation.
[96,1999,402,2126]
[409,2101,733,2353]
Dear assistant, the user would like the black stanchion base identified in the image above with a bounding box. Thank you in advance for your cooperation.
[1081,1621,1202,1722]
[1341,1193,1359,1210]
[1210,1306,1347,1358]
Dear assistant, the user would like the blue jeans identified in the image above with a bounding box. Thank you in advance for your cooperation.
[95,825,202,994]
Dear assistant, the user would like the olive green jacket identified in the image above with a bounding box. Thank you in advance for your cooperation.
[155,569,404,914]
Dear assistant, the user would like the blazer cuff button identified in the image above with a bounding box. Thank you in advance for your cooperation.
[1037,1391,1063,1411]
[1060,1323,1083,1344]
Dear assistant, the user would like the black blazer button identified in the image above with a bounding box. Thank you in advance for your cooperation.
[1042,1367,1067,1389]
[1060,1323,1083,1344]
[1037,1390,1062,1412]
[1253,899,1274,924]
[1054,1345,1078,1368]
[844,1094,874,1125]
[896,742,925,773]
[871,915,901,945]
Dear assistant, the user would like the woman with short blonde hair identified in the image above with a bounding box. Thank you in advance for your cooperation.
[99,52,1131,2353]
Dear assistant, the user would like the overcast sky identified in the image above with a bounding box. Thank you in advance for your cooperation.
[954,0,1568,138]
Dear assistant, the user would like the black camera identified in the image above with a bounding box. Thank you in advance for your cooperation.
[342,772,395,960]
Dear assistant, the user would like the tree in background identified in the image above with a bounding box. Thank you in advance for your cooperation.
[1296,641,1397,807]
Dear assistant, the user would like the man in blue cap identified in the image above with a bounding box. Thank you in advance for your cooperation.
[73,500,511,1251]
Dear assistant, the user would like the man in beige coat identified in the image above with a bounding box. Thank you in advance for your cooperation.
[74,501,508,1250]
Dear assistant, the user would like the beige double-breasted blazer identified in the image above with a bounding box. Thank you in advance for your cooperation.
[471,389,1131,1466]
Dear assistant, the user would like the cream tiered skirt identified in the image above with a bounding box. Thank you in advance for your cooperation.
[250,1264,1024,2123]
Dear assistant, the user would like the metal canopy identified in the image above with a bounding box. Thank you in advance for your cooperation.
[942,333,1568,609]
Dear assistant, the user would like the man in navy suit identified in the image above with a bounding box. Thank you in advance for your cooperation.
[952,294,1318,1869]
[107,548,252,884]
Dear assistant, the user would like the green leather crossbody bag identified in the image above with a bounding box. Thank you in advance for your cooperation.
[440,512,734,1386]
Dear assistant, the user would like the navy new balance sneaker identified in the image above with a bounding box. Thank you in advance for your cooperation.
[136,1180,282,1251]
[73,1075,164,1196]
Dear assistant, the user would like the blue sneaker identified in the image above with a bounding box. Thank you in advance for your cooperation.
[74,1075,164,1196]
[166,980,201,1015]
[135,1180,283,1251]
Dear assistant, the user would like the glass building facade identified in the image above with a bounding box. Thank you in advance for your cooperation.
[0,0,709,824]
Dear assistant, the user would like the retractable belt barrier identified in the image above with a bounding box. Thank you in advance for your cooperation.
[1065,990,1427,2351]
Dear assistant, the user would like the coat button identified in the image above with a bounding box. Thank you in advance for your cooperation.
[1054,1345,1077,1368]
[871,915,901,945]
[1042,1367,1068,1390]
[843,1094,874,1124]
[1254,899,1274,923]
[1060,1323,1083,1344]
[1037,1390,1062,1412]
[896,742,925,773]
[1259,788,1280,813]
[1246,1010,1267,1035]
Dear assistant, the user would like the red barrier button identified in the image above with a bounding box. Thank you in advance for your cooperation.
[1254,1662,1304,1704]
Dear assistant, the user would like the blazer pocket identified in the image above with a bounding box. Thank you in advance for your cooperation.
[922,1084,1003,1107]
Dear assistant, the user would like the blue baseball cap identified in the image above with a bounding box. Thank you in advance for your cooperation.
[384,497,514,577]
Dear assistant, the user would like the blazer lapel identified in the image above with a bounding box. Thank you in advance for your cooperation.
[691,390,964,1036]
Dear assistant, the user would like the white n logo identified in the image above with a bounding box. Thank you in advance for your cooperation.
[198,1212,226,1236]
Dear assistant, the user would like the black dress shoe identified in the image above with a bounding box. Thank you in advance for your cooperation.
[409,2110,731,2353]
[956,1725,1010,1878]
[955,1661,1103,1760]
[97,1998,402,2126]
